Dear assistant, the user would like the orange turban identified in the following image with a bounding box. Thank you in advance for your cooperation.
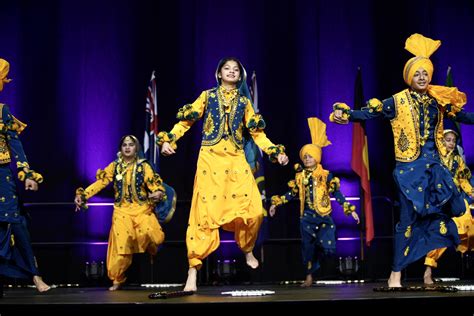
[402,33,440,85]
[299,117,331,163]
[0,59,12,92]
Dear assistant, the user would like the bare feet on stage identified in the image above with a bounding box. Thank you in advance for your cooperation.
[301,274,313,287]
[108,282,122,291]
[423,266,434,285]
[245,251,259,269]
[387,271,402,288]
[33,276,51,292]
[183,267,197,292]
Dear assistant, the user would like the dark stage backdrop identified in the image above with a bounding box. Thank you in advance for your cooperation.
[1,0,474,284]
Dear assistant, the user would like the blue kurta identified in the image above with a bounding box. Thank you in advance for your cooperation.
[0,104,40,279]
[350,91,474,271]
[279,170,349,275]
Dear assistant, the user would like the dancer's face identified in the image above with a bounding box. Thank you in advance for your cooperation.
[121,137,137,160]
[443,132,457,151]
[219,60,241,86]
[411,67,430,93]
[303,154,317,168]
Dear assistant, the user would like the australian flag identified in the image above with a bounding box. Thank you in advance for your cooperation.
[144,71,159,170]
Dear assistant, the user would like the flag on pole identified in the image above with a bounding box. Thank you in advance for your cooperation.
[247,71,267,203]
[244,71,268,249]
[445,66,463,148]
[446,66,454,87]
[144,71,177,224]
[250,71,259,113]
[144,71,159,170]
[351,68,374,247]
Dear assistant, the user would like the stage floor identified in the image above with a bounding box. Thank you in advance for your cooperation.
[1,281,474,313]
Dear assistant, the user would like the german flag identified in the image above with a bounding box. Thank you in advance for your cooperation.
[351,68,374,246]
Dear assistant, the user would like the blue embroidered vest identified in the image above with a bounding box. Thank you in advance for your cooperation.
[113,159,149,205]
[201,88,248,149]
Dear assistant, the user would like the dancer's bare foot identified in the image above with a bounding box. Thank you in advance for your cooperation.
[423,266,434,285]
[387,271,402,288]
[300,274,313,287]
[108,282,122,291]
[245,252,259,269]
[183,267,197,292]
[33,276,51,292]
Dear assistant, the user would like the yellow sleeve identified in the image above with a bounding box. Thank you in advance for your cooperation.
[459,178,473,195]
[83,162,115,199]
[169,91,208,142]
[143,162,165,193]
[456,156,473,194]
[243,100,276,153]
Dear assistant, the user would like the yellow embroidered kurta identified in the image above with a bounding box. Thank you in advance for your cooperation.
[83,160,165,283]
[449,155,474,253]
[169,87,277,268]
[425,152,474,267]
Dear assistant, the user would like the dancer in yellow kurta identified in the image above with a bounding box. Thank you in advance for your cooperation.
[423,129,474,284]
[74,135,166,291]
[159,57,289,292]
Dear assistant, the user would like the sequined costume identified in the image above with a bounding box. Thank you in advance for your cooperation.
[158,85,285,269]
[0,104,44,280]
[330,34,474,272]
[271,163,355,275]
[425,142,474,267]
[76,157,166,284]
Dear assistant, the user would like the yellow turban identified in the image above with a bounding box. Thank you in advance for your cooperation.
[299,117,331,163]
[0,59,12,92]
[402,34,466,109]
[403,33,440,85]
[300,144,322,163]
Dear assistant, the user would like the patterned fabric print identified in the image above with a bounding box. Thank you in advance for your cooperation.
[113,160,151,205]
[201,87,247,149]
[0,218,40,278]
[0,135,9,164]
[300,209,336,275]
[392,194,459,272]
[0,165,21,223]
[391,90,421,162]
[411,90,435,147]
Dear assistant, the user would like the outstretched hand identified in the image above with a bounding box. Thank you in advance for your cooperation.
[74,195,83,212]
[352,211,360,224]
[149,190,164,202]
[161,142,176,156]
[25,179,38,191]
[277,153,289,166]
[332,109,349,124]
[269,204,277,217]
